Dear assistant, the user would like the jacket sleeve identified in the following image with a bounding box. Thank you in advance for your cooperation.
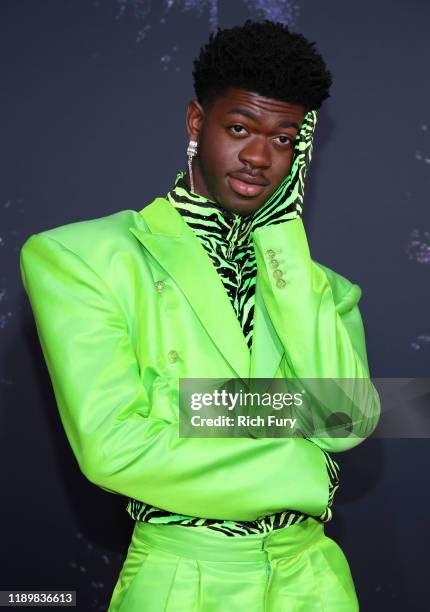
[19,232,331,521]
[251,217,381,453]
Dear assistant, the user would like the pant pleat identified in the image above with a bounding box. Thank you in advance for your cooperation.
[107,518,359,611]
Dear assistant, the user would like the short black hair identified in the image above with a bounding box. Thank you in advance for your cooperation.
[192,20,332,112]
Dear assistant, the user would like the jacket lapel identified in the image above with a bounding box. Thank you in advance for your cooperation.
[129,197,284,383]
[129,197,250,380]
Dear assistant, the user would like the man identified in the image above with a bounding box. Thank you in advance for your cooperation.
[20,19,380,611]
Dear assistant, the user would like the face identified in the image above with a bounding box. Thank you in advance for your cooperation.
[185,87,306,217]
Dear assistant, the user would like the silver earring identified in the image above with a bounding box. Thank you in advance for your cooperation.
[187,139,198,193]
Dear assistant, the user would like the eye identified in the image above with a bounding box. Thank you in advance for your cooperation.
[274,135,294,147]
[228,124,248,136]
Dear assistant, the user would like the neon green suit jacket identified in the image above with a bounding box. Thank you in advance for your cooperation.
[19,196,380,522]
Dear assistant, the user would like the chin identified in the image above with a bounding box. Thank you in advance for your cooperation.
[218,198,246,213]
[236,207,256,217]
[215,188,262,217]
[234,197,265,213]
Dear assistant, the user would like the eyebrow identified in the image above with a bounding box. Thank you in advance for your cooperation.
[226,107,300,130]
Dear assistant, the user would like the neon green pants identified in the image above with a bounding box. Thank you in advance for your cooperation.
[108,517,359,611]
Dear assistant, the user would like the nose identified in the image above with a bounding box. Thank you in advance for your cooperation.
[238,136,271,170]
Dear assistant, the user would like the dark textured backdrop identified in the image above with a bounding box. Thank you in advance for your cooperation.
[1,1,429,610]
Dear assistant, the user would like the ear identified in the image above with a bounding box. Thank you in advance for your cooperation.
[186,99,205,141]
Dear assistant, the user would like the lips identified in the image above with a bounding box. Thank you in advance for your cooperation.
[228,174,268,198]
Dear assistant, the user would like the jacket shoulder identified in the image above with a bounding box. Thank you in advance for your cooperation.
[30,209,144,247]
[314,261,362,314]
[20,208,151,264]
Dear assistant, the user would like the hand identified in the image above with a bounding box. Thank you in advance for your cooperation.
[251,110,317,231]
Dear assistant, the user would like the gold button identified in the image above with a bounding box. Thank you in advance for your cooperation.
[266,249,276,258]
[273,269,283,279]
[155,281,165,292]
[269,259,279,268]
[168,350,179,363]
[276,279,287,288]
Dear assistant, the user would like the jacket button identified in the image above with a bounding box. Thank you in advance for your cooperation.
[276,279,287,288]
[168,350,179,363]
[273,269,283,279]
[155,281,165,292]
[266,249,276,258]
[269,259,279,268]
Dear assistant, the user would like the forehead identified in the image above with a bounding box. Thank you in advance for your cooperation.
[208,87,305,125]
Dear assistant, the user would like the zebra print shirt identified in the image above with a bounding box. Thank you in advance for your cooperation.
[126,170,340,536]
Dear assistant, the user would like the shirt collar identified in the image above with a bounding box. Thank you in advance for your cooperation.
[166,171,255,250]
